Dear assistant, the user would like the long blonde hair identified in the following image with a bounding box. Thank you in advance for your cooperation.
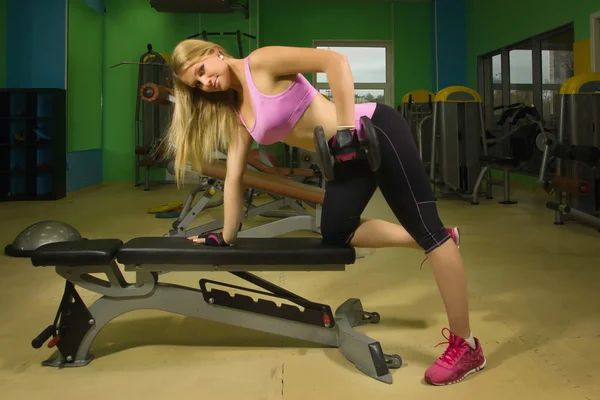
[164,39,241,187]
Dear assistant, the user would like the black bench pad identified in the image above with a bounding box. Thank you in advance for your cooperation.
[31,239,124,267]
[116,237,356,266]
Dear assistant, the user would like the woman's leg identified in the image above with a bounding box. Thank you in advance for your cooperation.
[350,218,423,248]
[321,166,460,249]
[320,160,377,245]
[350,218,460,249]
[356,103,485,385]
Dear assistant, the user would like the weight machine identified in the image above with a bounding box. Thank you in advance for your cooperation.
[401,90,434,168]
[428,86,490,202]
[471,102,553,205]
[111,44,173,191]
[540,73,600,231]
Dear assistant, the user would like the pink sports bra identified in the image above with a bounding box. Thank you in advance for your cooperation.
[237,57,319,145]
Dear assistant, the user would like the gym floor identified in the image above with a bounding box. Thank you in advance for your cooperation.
[0,183,599,400]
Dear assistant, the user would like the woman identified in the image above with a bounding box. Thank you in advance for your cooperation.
[164,39,486,386]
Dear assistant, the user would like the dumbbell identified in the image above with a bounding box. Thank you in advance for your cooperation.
[313,116,381,181]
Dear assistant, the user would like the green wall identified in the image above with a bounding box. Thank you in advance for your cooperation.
[393,1,431,102]
[0,0,6,88]
[259,0,432,106]
[102,0,198,182]
[466,0,600,88]
[68,0,103,151]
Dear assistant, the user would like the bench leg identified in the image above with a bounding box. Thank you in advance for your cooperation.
[170,182,224,237]
[237,215,319,238]
[335,298,397,384]
[499,168,518,205]
[38,282,397,383]
[144,166,150,191]
[470,165,491,205]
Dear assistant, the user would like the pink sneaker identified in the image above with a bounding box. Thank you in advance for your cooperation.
[424,328,486,385]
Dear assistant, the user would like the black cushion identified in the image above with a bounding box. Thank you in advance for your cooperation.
[117,237,356,266]
[479,155,520,167]
[31,239,123,267]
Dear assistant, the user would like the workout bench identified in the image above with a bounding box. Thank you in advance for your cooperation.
[30,237,401,384]
[169,160,324,238]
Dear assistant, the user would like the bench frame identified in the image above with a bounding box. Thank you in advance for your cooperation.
[32,240,401,384]
[167,176,321,239]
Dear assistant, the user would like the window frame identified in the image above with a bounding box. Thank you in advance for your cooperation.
[311,40,395,107]
[592,11,600,73]
[477,23,575,131]
[476,23,575,176]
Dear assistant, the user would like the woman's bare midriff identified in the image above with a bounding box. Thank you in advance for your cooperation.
[283,95,339,152]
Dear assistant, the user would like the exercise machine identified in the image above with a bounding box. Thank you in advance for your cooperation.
[111,44,172,191]
[29,236,402,384]
[401,90,435,165]
[111,44,173,191]
[167,159,323,238]
[540,73,600,230]
[429,86,489,202]
[470,103,552,205]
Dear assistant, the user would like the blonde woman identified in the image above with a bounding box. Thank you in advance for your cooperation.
[164,39,486,386]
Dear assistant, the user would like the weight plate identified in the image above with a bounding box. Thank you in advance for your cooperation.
[360,116,381,171]
[313,126,334,180]
[536,131,556,152]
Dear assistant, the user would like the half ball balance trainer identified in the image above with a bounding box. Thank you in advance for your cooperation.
[29,234,402,384]
[314,116,381,181]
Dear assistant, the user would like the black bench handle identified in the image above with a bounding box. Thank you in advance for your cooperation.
[32,325,55,349]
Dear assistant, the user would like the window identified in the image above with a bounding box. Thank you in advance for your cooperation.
[478,23,574,131]
[477,23,574,175]
[509,44,534,106]
[541,28,574,128]
[319,88,386,104]
[312,41,394,107]
[481,53,503,128]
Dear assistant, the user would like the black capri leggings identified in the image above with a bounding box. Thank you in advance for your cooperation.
[320,103,451,253]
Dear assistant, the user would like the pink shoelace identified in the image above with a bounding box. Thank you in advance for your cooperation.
[434,328,467,365]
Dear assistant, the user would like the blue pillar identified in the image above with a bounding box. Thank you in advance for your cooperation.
[5,0,105,193]
[431,0,467,92]
[6,0,67,89]
[0,2,7,88]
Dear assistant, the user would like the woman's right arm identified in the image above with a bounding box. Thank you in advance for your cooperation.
[220,127,254,244]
